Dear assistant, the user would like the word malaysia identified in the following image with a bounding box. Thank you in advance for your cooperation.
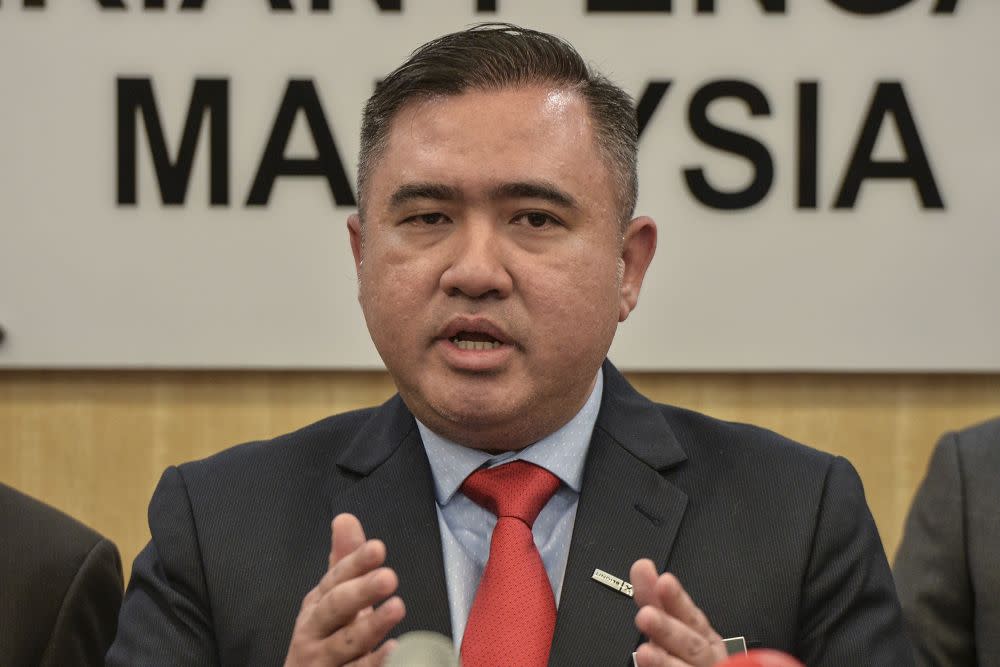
[1,0,958,15]
[116,77,944,211]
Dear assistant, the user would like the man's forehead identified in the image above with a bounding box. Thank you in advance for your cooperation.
[388,84,591,136]
[377,86,597,169]
[359,83,618,216]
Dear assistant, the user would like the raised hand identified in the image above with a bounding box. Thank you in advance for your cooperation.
[631,558,728,667]
[285,514,406,666]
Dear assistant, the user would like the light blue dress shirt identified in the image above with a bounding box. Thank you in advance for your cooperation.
[417,368,603,647]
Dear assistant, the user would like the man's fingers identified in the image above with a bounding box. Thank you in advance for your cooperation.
[630,568,727,666]
[630,558,663,610]
[307,566,400,638]
[369,638,399,665]
[654,573,716,639]
[344,638,399,667]
[329,598,406,665]
[635,605,720,667]
[331,513,368,567]
[287,516,406,667]
[634,641,688,667]
[316,539,387,598]
[630,564,715,639]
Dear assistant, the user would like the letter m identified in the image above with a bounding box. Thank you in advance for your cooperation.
[117,78,229,205]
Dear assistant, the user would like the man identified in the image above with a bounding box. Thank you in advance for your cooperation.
[109,24,912,666]
[0,482,123,666]
[894,417,1000,666]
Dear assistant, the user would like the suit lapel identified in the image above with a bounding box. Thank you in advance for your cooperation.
[330,396,453,639]
[549,362,689,666]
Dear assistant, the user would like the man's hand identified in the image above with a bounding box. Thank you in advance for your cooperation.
[285,514,406,666]
[630,559,728,667]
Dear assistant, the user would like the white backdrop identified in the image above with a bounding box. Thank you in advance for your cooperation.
[1,0,996,370]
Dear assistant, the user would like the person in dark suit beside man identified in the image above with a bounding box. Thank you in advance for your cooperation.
[0,482,123,666]
[895,417,1000,667]
[109,24,913,666]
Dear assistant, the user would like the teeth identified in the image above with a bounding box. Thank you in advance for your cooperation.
[451,338,502,351]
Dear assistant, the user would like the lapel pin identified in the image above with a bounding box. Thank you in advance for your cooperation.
[592,568,634,597]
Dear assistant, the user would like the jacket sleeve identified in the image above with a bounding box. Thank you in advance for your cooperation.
[893,433,975,667]
[106,466,220,666]
[797,456,915,666]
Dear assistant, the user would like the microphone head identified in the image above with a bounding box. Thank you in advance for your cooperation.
[721,649,805,667]
[385,631,459,667]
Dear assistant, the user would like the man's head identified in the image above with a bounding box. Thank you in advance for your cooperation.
[357,23,638,228]
[348,24,656,452]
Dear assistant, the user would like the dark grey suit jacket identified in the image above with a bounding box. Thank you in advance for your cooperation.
[895,417,1000,667]
[0,482,123,667]
[108,362,911,666]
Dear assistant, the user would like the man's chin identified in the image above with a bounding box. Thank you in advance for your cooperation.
[414,393,530,449]
[436,398,520,432]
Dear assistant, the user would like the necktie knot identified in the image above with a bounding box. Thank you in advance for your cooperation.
[461,460,560,527]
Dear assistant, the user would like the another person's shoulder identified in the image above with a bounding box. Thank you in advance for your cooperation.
[0,482,113,567]
[0,483,123,667]
[926,416,1000,498]
[895,416,1000,667]
[944,415,1000,461]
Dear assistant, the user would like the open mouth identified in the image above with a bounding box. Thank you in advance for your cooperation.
[449,332,503,351]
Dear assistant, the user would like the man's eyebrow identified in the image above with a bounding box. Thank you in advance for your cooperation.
[388,183,461,208]
[490,181,578,210]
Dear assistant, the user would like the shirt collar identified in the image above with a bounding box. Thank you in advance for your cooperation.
[418,368,604,505]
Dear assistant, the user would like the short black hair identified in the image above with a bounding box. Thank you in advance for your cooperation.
[357,23,638,226]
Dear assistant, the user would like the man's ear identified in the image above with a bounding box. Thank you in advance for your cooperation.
[347,213,363,276]
[618,216,657,323]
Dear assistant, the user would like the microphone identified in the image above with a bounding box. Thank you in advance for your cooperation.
[385,631,459,667]
[717,649,805,667]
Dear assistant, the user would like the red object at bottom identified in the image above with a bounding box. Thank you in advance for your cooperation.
[722,649,806,667]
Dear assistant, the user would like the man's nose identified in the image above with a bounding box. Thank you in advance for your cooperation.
[439,221,513,300]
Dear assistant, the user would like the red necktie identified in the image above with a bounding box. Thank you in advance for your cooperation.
[459,460,561,667]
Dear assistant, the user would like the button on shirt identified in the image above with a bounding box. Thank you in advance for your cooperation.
[417,368,603,646]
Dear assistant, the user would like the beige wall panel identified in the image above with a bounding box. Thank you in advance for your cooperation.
[2,372,999,580]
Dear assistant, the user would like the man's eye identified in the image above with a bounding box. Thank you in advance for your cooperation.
[515,212,558,229]
[405,213,447,225]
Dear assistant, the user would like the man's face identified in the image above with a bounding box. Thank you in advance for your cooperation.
[349,85,656,451]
